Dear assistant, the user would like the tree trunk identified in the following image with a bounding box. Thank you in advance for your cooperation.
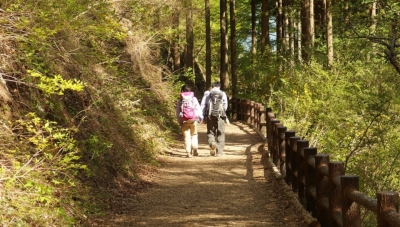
[186,0,194,77]
[368,0,376,60]
[297,15,302,62]
[251,0,257,59]
[205,0,212,90]
[220,0,229,91]
[261,0,270,55]
[288,0,295,64]
[277,0,283,54]
[326,0,333,66]
[310,0,314,47]
[230,0,237,98]
[283,0,289,54]
[172,12,181,75]
[301,0,312,63]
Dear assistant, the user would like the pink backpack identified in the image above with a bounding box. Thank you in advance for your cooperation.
[180,92,197,122]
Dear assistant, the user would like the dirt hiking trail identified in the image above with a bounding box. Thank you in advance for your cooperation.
[90,121,313,227]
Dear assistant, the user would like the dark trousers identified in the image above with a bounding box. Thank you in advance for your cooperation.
[206,116,225,154]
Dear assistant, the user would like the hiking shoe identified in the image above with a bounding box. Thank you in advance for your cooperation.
[210,142,217,156]
[187,153,193,158]
[192,148,198,156]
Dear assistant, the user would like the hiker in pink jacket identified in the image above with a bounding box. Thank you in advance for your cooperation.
[176,85,203,158]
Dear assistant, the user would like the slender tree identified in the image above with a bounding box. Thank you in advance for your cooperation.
[172,12,181,74]
[251,0,257,59]
[310,0,314,46]
[277,0,284,54]
[297,15,302,62]
[326,0,333,65]
[260,0,270,55]
[220,0,229,90]
[288,0,296,63]
[230,0,237,98]
[205,0,212,89]
[186,0,194,77]
[301,0,312,62]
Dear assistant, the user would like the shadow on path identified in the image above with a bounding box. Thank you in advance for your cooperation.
[89,121,310,227]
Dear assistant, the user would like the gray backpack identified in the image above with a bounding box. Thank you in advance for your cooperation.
[208,89,226,118]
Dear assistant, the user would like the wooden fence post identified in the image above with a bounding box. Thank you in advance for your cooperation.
[290,136,300,193]
[315,154,330,227]
[266,112,275,154]
[278,126,287,176]
[245,100,251,124]
[241,99,246,121]
[231,98,238,121]
[274,122,284,167]
[284,131,296,184]
[259,105,267,137]
[254,103,259,130]
[304,147,317,216]
[377,191,399,227]
[341,175,361,227]
[297,140,309,205]
[250,101,255,126]
[270,119,280,163]
[329,161,345,227]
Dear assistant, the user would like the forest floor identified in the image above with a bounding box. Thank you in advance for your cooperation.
[89,121,318,227]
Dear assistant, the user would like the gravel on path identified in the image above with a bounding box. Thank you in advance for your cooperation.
[90,121,313,227]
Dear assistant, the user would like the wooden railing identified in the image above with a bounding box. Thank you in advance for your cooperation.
[228,98,268,140]
[228,98,400,227]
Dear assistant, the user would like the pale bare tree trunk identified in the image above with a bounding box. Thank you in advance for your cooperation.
[310,0,314,47]
[230,0,237,98]
[326,0,333,65]
[369,0,377,60]
[205,0,212,89]
[261,0,270,55]
[220,0,229,90]
[297,18,302,62]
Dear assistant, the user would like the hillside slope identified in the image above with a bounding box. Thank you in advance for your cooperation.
[0,1,180,225]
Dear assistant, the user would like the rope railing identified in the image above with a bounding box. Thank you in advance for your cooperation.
[227,98,400,227]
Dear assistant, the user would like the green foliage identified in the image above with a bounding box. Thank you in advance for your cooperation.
[0,113,86,226]
[269,58,400,201]
[28,70,85,95]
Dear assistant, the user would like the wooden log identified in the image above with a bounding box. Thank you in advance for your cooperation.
[245,100,251,124]
[329,161,344,227]
[297,140,309,205]
[274,123,284,167]
[284,131,296,185]
[266,113,275,155]
[304,147,317,216]
[315,154,330,227]
[341,175,361,227]
[377,191,400,227]
[290,136,301,193]
[250,101,255,126]
[278,126,287,176]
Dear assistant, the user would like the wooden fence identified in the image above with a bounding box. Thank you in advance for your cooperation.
[228,98,400,227]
